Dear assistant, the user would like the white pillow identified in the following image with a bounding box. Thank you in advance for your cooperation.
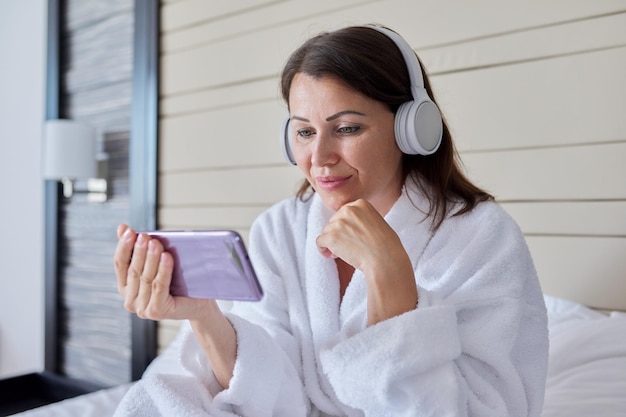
[542,295,626,417]
[543,293,605,328]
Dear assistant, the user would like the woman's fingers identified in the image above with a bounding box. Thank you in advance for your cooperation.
[114,225,136,295]
[124,232,149,312]
[316,201,375,263]
[117,223,129,239]
[134,237,164,317]
[143,252,176,320]
[152,251,174,301]
[317,199,403,272]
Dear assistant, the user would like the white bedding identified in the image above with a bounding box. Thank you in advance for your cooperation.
[9,383,134,417]
[11,295,626,417]
[541,295,626,417]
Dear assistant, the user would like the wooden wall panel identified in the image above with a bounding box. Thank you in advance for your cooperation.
[161,0,373,53]
[160,2,626,91]
[385,1,626,48]
[160,99,285,171]
[527,236,626,311]
[419,12,626,74]
[160,166,303,206]
[462,142,626,201]
[434,47,626,152]
[160,26,299,95]
[160,206,268,230]
[161,0,281,32]
[501,201,626,237]
[160,78,279,117]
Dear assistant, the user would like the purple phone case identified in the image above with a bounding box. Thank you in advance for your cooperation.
[148,230,263,301]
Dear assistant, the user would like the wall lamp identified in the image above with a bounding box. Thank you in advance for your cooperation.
[43,119,109,203]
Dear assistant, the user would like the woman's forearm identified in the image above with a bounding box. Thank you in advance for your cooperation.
[189,300,238,389]
[365,253,417,326]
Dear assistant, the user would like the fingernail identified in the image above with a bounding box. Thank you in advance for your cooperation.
[160,253,172,265]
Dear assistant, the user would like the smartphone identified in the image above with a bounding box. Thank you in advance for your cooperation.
[147,230,263,301]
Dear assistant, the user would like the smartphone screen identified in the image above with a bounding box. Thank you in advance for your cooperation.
[148,230,263,301]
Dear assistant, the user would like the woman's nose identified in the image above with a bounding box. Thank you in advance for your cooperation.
[311,133,339,166]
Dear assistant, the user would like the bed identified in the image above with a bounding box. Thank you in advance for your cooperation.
[10,293,626,417]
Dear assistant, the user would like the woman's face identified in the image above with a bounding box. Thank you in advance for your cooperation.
[288,73,404,214]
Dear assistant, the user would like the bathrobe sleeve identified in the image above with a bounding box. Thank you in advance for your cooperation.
[318,202,549,417]
[211,314,309,416]
[210,199,313,416]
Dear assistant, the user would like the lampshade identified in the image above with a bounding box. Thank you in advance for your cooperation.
[43,119,97,180]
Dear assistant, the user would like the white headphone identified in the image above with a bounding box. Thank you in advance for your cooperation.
[280,25,443,165]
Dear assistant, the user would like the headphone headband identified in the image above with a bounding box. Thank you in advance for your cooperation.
[363,25,425,95]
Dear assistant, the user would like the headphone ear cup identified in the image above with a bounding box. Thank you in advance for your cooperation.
[280,117,296,165]
[394,96,443,155]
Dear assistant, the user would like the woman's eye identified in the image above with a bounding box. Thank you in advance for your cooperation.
[338,126,360,134]
[296,129,314,138]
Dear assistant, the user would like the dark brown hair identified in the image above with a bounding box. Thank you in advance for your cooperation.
[280,25,493,229]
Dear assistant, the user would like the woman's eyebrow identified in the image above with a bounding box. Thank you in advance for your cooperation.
[290,110,366,123]
[326,110,366,121]
[290,110,367,122]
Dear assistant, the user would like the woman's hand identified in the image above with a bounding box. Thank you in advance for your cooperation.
[113,224,237,388]
[316,200,418,325]
[114,224,210,321]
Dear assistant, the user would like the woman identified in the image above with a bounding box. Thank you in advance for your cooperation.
[114,25,548,417]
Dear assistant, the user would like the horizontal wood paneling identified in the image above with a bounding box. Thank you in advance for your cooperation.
[528,236,626,311]
[435,47,626,152]
[161,77,280,117]
[161,0,281,32]
[462,142,626,201]
[419,12,626,74]
[160,206,268,229]
[162,0,626,55]
[160,1,626,94]
[160,26,301,95]
[385,0,626,50]
[501,201,626,237]
[159,166,303,206]
[160,100,285,171]
[161,0,374,53]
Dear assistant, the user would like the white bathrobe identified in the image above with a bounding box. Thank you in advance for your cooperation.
[114,182,549,417]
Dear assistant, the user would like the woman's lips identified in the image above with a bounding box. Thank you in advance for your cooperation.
[315,175,351,191]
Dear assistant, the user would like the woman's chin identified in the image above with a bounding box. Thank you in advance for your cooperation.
[319,194,354,212]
